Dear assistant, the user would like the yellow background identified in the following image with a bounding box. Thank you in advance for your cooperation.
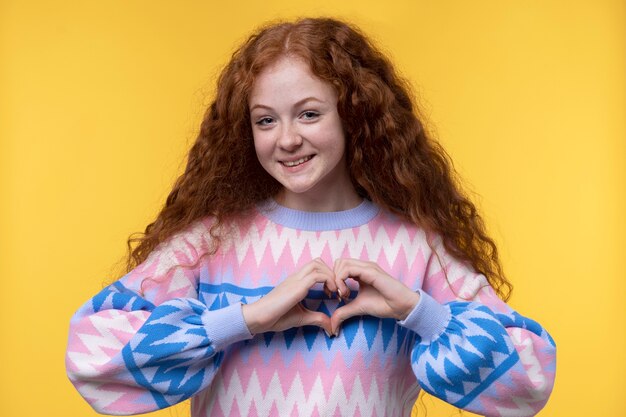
[1,1,624,416]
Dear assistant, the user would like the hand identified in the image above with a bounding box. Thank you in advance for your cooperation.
[242,258,337,335]
[331,258,420,335]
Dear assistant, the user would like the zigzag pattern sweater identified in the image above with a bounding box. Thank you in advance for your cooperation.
[66,200,556,416]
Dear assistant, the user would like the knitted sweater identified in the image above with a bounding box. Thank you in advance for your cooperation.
[66,200,556,416]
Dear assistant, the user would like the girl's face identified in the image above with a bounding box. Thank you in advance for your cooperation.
[249,56,358,211]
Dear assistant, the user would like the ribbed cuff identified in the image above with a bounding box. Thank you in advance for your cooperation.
[398,289,451,343]
[202,303,253,351]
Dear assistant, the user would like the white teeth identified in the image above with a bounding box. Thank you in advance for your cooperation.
[283,155,312,167]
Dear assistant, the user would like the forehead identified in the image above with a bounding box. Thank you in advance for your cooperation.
[248,56,337,106]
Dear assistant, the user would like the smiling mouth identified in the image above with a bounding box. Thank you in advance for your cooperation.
[281,155,313,167]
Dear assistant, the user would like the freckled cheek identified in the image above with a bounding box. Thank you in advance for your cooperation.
[319,131,347,155]
[306,123,343,144]
[252,134,274,159]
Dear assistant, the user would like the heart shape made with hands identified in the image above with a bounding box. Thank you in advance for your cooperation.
[288,280,362,338]
[294,258,420,337]
[242,258,419,337]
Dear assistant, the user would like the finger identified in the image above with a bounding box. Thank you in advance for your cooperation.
[296,258,333,283]
[337,287,349,301]
[334,258,380,287]
[281,271,335,304]
[333,259,366,300]
[330,300,364,335]
[298,309,333,336]
[332,259,352,298]
[323,284,332,298]
[311,257,331,271]
[311,258,338,292]
[307,269,338,293]
[297,258,326,278]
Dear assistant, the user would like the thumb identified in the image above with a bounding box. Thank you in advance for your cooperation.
[330,301,363,336]
[298,309,332,337]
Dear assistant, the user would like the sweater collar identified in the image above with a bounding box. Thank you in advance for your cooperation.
[256,199,380,231]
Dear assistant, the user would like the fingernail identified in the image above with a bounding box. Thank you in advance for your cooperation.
[324,330,332,338]
[337,289,343,298]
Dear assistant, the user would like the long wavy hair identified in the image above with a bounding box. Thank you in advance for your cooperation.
[126,17,512,300]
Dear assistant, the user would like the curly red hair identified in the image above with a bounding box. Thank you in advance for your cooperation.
[126,17,512,300]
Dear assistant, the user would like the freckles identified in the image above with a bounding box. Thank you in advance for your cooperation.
[253,133,272,153]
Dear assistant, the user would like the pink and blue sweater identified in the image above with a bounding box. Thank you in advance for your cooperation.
[66,200,556,416]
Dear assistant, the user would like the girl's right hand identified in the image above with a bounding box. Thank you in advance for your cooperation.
[241,258,337,336]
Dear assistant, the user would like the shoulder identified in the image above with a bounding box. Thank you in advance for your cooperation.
[141,216,218,271]
[368,205,432,245]
[357,205,442,272]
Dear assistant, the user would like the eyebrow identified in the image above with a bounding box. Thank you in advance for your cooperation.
[249,96,325,112]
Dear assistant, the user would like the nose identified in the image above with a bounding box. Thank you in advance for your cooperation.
[277,122,303,151]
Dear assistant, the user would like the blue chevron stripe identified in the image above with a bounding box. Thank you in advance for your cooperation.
[498,311,556,347]
[199,283,272,296]
[199,283,358,300]
[454,351,519,408]
[120,299,222,404]
[122,344,171,409]
[413,301,522,403]
[91,282,155,313]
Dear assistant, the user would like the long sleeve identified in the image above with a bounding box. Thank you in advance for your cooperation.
[398,237,556,417]
[65,225,253,415]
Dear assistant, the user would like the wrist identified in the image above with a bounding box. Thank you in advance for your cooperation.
[397,291,421,321]
[242,303,262,334]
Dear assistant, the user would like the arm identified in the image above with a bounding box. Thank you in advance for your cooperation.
[330,242,556,416]
[399,237,556,416]
[65,227,252,415]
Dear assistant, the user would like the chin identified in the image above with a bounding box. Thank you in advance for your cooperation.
[276,177,317,193]
[281,184,316,195]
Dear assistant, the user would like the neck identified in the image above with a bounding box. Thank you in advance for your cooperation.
[276,187,362,212]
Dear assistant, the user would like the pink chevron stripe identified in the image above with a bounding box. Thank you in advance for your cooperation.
[510,328,555,390]
[238,248,265,284]
[100,385,149,414]
[218,346,411,405]
[139,272,198,304]
[484,370,546,416]
[277,243,299,270]
[247,401,260,417]
[252,214,270,236]
[75,380,152,415]
[66,310,151,373]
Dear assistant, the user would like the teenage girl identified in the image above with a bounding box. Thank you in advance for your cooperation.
[66,17,556,417]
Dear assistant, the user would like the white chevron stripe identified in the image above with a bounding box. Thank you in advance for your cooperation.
[141,224,206,277]
[68,311,147,376]
[417,309,501,390]
[166,268,195,294]
[509,328,547,389]
[426,236,490,300]
[218,222,428,269]
[494,386,547,417]
[206,369,416,417]
[75,381,126,412]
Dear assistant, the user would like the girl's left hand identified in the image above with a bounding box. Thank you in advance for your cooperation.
[331,258,420,335]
